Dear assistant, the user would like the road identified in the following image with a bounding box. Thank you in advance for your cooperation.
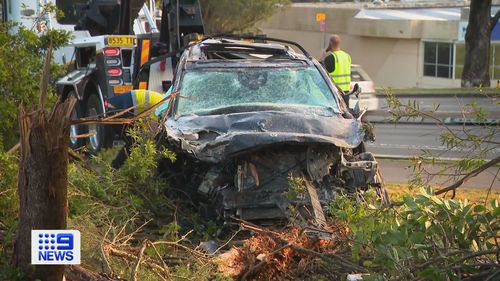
[377,95,499,116]
[365,123,500,160]
[378,158,500,190]
[365,123,499,189]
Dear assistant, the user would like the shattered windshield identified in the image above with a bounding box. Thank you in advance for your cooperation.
[177,66,338,115]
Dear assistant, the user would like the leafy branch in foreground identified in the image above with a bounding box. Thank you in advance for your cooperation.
[329,189,499,281]
[385,89,499,197]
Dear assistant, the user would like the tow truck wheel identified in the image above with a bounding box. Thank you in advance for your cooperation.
[68,91,86,150]
[85,94,111,154]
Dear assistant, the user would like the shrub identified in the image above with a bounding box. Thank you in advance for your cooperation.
[329,188,500,280]
[0,21,70,149]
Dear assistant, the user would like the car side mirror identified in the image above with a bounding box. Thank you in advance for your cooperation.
[162,80,172,92]
[345,83,361,98]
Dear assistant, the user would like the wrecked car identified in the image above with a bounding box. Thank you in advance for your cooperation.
[159,37,386,223]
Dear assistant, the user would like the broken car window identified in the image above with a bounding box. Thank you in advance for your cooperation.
[177,66,338,115]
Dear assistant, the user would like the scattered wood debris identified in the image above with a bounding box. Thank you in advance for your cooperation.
[66,216,365,281]
[217,218,362,281]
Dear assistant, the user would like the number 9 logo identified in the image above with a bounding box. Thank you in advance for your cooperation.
[56,234,74,250]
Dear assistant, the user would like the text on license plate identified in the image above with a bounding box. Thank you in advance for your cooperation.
[107,36,135,47]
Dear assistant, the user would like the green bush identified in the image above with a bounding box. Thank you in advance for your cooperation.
[329,188,500,280]
[69,125,176,224]
[0,22,70,149]
[0,151,22,280]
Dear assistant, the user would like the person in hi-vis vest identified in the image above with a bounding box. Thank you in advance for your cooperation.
[321,34,352,106]
[108,89,166,120]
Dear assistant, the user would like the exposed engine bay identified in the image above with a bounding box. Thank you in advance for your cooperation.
[160,110,385,225]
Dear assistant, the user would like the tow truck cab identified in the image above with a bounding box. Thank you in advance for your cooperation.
[57,33,165,153]
[55,0,204,153]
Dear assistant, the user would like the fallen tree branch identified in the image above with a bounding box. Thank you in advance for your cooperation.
[7,142,20,155]
[104,245,170,276]
[105,242,195,281]
[131,240,149,281]
[435,155,500,195]
[73,92,178,126]
[68,149,85,162]
[450,248,500,267]
[241,241,295,281]
[150,240,211,263]
[291,245,369,274]
[213,228,241,255]
[232,217,369,275]
[149,242,172,279]
[103,105,137,120]
[65,265,118,281]
[413,249,500,281]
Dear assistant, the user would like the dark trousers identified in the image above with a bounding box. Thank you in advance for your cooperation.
[111,140,131,169]
[108,93,134,169]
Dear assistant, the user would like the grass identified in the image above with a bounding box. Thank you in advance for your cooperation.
[386,183,500,205]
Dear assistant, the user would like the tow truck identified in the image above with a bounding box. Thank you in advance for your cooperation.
[54,0,204,153]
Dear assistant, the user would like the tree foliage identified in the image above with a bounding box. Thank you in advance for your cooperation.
[0,151,21,280]
[373,90,500,279]
[385,89,499,195]
[200,0,289,34]
[0,20,70,149]
[329,190,500,280]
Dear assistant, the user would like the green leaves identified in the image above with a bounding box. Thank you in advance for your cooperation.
[67,122,177,228]
[200,0,290,34]
[0,21,70,149]
[328,189,499,280]
[160,221,180,241]
[0,151,20,279]
[120,122,175,185]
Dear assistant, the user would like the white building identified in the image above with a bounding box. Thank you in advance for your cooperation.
[259,2,500,88]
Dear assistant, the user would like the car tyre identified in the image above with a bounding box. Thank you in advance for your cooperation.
[68,90,87,150]
[85,93,112,154]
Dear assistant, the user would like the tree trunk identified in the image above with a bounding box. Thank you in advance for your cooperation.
[461,0,493,87]
[11,48,76,280]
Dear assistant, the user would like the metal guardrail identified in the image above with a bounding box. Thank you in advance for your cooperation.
[366,93,499,124]
[374,90,500,98]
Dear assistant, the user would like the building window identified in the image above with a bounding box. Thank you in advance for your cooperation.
[423,42,454,79]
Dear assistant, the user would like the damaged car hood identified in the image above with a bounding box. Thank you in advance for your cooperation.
[165,109,364,163]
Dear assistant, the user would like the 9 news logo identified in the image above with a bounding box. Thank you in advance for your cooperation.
[31,230,81,265]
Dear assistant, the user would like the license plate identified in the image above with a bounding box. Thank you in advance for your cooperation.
[113,85,133,94]
[107,36,136,47]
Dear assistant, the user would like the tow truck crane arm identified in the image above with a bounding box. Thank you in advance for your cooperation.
[56,0,204,56]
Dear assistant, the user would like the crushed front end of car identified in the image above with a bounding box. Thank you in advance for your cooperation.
[159,37,386,224]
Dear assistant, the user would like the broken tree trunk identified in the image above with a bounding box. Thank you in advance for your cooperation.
[12,47,76,281]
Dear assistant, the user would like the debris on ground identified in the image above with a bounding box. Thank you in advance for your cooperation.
[215,219,364,281]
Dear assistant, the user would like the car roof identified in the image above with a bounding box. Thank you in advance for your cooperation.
[184,38,311,64]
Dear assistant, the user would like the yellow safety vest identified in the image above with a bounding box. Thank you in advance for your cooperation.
[328,50,352,92]
[130,89,164,120]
